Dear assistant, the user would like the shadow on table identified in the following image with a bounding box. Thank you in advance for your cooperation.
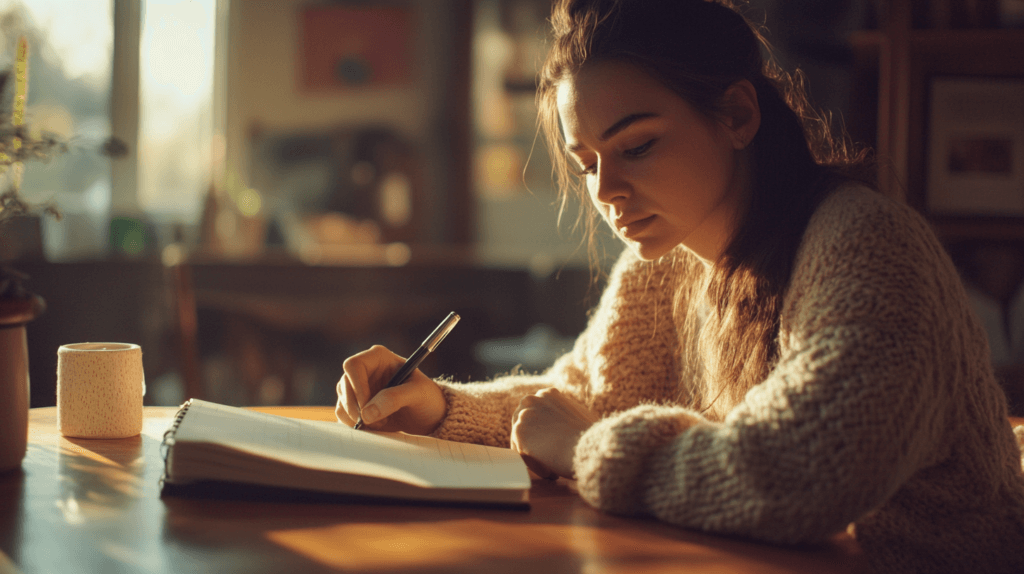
[158,477,867,574]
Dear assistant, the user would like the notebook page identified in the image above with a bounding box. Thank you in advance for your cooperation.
[174,400,529,490]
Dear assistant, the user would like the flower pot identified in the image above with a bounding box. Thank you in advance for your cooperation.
[0,294,45,473]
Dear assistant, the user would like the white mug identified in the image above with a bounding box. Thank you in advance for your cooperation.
[57,343,146,439]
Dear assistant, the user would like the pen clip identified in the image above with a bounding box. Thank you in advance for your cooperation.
[422,312,460,352]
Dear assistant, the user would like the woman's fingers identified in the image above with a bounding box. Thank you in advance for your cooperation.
[335,377,354,425]
[361,369,447,435]
[334,374,361,426]
[337,345,406,427]
[344,374,361,416]
[361,382,414,425]
[335,345,446,435]
[511,404,559,480]
[510,387,598,478]
[342,345,397,409]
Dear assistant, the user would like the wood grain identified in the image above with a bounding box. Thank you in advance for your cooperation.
[0,406,875,573]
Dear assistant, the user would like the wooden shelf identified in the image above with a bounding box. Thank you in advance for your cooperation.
[931,218,1024,243]
[848,3,1024,242]
[850,27,1024,50]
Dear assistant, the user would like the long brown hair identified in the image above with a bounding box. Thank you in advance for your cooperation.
[536,0,874,415]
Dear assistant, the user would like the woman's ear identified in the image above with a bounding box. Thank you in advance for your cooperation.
[719,79,761,150]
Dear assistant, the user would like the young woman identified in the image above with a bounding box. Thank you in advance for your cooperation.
[336,1,1024,571]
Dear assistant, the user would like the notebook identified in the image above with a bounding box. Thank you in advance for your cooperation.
[159,399,531,507]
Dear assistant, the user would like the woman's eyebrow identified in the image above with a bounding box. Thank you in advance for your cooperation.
[566,112,659,153]
[600,112,658,141]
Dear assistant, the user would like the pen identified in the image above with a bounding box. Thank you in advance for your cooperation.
[353,311,460,430]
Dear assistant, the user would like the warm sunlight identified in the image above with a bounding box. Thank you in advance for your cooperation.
[138,0,216,219]
[264,518,746,572]
[2,0,111,87]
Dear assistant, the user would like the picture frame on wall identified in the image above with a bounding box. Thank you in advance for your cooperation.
[299,5,414,91]
[926,77,1024,216]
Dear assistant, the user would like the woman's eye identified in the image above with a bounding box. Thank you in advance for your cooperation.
[579,163,597,176]
[624,139,656,158]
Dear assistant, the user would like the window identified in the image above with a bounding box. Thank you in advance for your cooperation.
[138,0,216,224]
[1,0,113,259]
[2,0,217,260]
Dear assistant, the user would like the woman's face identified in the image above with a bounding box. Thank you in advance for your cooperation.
[556,60,752,262]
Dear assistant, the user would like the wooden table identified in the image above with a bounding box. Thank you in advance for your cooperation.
[0,407,874,573]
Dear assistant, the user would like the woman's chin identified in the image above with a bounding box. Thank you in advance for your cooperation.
[625,240,677,262]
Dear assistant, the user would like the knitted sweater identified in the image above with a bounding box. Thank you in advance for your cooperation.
[432,185,1024,573]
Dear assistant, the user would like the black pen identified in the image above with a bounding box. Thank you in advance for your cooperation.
[353,311,460,430]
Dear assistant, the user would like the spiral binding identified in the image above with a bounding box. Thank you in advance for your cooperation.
[158,399,193,491]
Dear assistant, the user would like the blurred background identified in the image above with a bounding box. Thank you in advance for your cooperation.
[1,0,1023,414]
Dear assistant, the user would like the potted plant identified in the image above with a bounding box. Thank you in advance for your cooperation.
[0,36,65,472]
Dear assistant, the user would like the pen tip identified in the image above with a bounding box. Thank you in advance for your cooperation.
[353,418,364,430]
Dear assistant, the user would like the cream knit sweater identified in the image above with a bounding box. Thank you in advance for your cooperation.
[432,185,1024,573]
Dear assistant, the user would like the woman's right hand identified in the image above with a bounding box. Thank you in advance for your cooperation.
[335,345,446,435]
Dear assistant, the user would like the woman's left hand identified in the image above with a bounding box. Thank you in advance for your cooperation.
[511,388,598,479]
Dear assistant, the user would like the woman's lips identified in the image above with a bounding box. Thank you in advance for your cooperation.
[618,215,656,238]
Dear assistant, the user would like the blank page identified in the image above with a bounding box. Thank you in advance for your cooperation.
[173,399,530,490]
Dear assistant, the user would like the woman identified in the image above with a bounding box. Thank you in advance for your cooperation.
[336,1,1024,571]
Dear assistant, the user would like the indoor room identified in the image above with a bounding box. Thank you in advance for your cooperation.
[2,0,1021,412]
[3,1,1024,571]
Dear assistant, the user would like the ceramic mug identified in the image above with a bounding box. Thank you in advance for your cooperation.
[57,343,146,439]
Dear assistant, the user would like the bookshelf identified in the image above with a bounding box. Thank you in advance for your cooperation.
[850,1,1024,242]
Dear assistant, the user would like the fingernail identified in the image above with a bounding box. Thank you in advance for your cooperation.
[362,405,380,425]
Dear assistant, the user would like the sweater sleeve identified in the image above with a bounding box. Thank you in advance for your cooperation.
[573,189,980,544]
[432,248,685,447]
[430,373,554,447]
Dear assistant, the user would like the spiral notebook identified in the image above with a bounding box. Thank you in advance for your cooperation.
[160,399,531,507]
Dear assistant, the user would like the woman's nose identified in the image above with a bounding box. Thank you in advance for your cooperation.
[590,163,630,206]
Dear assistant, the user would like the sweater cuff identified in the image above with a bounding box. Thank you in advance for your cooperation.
[430,382,511,447]
[574,404,705,515]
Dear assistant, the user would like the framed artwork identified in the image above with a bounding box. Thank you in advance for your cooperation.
[927,77,1024,216]
[299,5,413,91]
